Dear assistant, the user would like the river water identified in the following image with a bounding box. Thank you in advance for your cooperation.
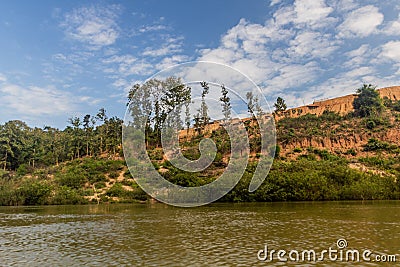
[0,201,399,266]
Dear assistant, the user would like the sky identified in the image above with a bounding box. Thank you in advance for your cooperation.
[1,0,400,128]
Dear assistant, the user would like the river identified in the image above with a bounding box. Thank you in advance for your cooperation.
[0,201,399,266]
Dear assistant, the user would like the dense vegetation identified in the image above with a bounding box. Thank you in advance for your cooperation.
[1,83,400,205]
[0,108,122,171]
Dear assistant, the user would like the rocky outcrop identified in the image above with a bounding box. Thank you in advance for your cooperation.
[275,86,400,121]
[281,128,400,153]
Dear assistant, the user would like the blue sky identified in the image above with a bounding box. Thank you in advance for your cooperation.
[1,0,400,128]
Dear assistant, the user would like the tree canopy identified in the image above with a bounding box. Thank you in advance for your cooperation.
[353,84,383,117]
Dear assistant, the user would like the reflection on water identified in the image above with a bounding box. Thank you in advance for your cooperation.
[0,201,399,266]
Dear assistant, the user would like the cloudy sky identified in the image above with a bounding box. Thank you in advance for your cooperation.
[1,0,400,128]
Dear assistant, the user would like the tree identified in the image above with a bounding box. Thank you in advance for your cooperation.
[353,84,383,117]
[199,81,210,128]
[246,92,255,119]
[185,100,191,136]
[83,114,95,156]
[274,97,287,113]
[127,77,191,147]
[193,81,210,134]
[220,84,231,124]
[0,121,30,170]
[104,116,123,158]
[95,108,108,154]
[67,116,83,159]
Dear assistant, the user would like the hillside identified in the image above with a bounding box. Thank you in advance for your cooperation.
[1,85,400,205]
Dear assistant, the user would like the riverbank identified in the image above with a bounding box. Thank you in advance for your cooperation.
[1,154,399,206]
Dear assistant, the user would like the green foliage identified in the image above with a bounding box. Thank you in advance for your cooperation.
[363,138,397,152]
[274,145,281,158]
[353,84,383,118]
[56,168,87,189]
[16,163,33,176]
[383,97,400,112]
[106,182,125,197]
[17,179,53,205]
[345,148,357,156]
[52,186,87,205]
[0,108,122,172]
[108,171,119,179]
[94,181,107,189]
[221,158,399,202]
[274,97,287,113]
[366,120,376,129]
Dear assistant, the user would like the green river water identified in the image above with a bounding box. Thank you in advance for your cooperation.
[0,201,399,266]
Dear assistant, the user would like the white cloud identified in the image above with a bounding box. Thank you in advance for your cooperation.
[61,5,121,49]
[288,31,339,59]
[337,5,384,38]
[142,36,184,57]
[139,24,168,33]
[0,73,6,82]
[344,44,374,67]
[102,54,154,77]
[293,0,334,27]
[270,0,282,6]
[328,0,358,12]
[0,84,97,117]
[383,15,400,35]
[274,0,335,29]
[380,41,400,62]
[156,55,190,70]
[265,62,320,93]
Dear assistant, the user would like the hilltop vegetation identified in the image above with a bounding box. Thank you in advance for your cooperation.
[1,83,400,205]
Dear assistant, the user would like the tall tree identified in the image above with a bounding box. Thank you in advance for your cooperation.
[220,84,231,124]
[198,81,210,131]
[353,84,383,117]
[185,100,191,137]
[274,97,287,114]
[67,116,83,159]
[246,92,256,119]
[95,108,108,154]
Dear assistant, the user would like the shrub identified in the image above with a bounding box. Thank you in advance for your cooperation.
[51,186,87,205]
[366,120,376,129]
[16,163,33,176]
[56,168,87,189]
[345,148,357,156]
[108,171,119,179]
[272,145,280,158]
[94,181,107,189]
[106,183,125,197]
[363,138,397,152]
[17,179,53,205]
[88,173,107,183]
[293,147,302,153]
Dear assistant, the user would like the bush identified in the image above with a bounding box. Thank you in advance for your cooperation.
[56,169,87,189]
[16,164,33,176]
[95,181,107,189]
[366,120,376,129]
[51,186,87,205]
[17,179,53,205]
[106,183,125,197]
[345,148,357,156]
[363,138,397,152]
[108,171,119,179]
[293,147,302,153]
